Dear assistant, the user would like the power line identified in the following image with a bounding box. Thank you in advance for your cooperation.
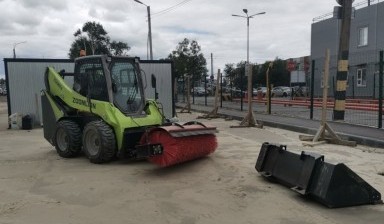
[151,0,193,17]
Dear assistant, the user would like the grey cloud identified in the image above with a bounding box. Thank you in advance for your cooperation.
[0,1,43,34]
[18,0,67,10]
[0,0,339,78]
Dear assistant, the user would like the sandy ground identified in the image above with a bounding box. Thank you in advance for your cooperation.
[0,98,384,224]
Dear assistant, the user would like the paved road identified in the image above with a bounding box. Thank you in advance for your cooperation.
[182,95,382,128]
[176,99,384,149]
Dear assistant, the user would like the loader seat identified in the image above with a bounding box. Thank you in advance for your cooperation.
[73,66,108,102]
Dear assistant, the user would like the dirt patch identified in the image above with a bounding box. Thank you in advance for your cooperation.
[0,95,7,103]
[0,100,7,115]
[0,111,384,223]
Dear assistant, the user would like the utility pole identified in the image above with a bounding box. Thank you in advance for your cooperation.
[211,53,213,80]
[13,41,27,58]
[147,5,153,60]
[333,0,353,121]
[134,0,153,60]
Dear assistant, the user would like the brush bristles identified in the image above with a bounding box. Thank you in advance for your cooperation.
[143,129,217,167]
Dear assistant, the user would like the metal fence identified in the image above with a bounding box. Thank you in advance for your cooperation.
[177,50,383,129]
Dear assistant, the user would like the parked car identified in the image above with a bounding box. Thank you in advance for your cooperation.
[300,86,309,97]
[226,87,244,97]
[272,86,291,97]
[255,87,267,97]
[0,87,5,95]
[292,86,309,97]
[191,87,208,96]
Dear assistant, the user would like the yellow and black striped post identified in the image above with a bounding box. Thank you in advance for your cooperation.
[333,0,353,120]
[379,51,383,128]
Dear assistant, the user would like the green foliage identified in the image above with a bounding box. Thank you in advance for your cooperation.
[258,58,290,87]
[224,58,290,89]
[68,21,130,59]
[109,41,130,56]
[168,38,208,82]
[224,61,259,89]
[0,78,5,85]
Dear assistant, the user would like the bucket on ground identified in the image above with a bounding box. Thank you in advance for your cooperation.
[255,142,382,208]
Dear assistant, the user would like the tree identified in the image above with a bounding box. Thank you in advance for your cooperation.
[224,61,259,89]
[256,58,290,87]
[225,57,290,89]
[68,21,130,59]
[109,41,130,56]
[224,63,236,86]
[168,38,208,83]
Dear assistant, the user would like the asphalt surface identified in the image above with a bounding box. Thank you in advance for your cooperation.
[176,102,384,149]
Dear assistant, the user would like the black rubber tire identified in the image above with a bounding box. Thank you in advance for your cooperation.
[82,120,116,164]
[54,120,82,158]
[283,92,287,97]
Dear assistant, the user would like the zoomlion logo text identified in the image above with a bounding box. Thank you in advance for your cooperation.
[72,98,96,109]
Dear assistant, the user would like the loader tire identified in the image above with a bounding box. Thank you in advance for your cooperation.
[54,120,82,158]
[82,120,116,164]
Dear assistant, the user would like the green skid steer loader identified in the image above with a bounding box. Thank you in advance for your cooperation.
[41,55,217,166]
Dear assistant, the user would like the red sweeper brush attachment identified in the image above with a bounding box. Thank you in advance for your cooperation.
[141,122,218,167]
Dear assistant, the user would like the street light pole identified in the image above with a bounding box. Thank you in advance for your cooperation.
[232,9,265,111]
[245,9,250,64]
[232,10,265,68]
[232,9,265,127]
[146,5,153,60]
[13,41,27,59]
[134,0,153,60]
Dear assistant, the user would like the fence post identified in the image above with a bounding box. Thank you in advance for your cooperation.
[310,60,315,120]
[192,82,195,104]
[204,74,207,106]
[332,77,335,98]
[220,71,223,108]
[240,70,244,111]
[378,50,383,129]
[352,76,355,99]
[373,74,376,99]
[266,63,272,115]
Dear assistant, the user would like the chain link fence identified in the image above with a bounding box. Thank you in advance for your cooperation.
[176,50,383,129]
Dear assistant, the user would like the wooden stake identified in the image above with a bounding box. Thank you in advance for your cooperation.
[299,49,356,147]
[180,75,191,113]
[231,63,262,128]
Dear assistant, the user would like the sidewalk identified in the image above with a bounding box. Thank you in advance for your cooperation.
[176,102,384,149]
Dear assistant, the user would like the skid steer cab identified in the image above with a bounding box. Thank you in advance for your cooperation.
[41,55,217,167]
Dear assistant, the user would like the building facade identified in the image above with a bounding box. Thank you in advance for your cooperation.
[311,0,384,98]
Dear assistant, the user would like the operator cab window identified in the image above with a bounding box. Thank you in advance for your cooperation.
[74,58,108,101]
[110,61,144,114]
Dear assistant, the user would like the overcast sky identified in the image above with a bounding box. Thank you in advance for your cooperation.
[0,0,338,79]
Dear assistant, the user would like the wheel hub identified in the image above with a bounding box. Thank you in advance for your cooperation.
[85,130,100,156]
[56,128,68,151]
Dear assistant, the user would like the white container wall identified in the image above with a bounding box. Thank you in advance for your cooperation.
[4,58,174,125]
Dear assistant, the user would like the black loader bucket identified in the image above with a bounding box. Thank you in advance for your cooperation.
[255,142,382,208]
